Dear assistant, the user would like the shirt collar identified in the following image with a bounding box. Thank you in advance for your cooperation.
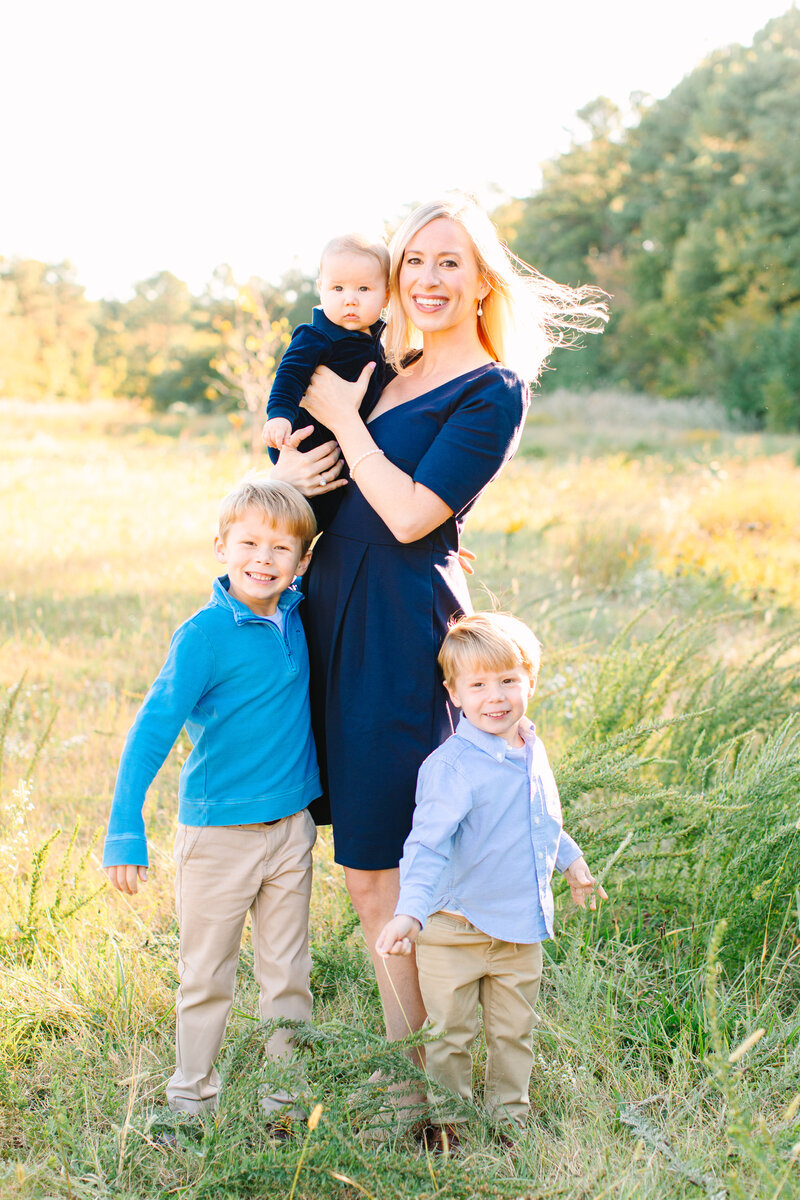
[454,712,537,760]
[211,575,304,623]
[311,305,385,342]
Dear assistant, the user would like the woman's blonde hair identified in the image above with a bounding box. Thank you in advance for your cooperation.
[384,193,608,381]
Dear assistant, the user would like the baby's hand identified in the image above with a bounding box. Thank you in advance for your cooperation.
[562,856,607,911]
[376,915,422,957]
[262,417,293,449]
[105,864,148,895]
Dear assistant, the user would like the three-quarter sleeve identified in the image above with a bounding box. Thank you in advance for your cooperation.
[412,368,529,516]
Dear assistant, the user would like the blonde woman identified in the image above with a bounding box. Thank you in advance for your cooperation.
[273,193,607,1072]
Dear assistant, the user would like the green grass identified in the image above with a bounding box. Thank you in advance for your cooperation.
[1,394,799,1197]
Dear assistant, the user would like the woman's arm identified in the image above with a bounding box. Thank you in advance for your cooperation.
[302,365,453,543]
[303,362,527,545]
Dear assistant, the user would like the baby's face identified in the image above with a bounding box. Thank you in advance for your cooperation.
[318,250,388,332]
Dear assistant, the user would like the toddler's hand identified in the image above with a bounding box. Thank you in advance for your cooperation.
[562,856,607,911]
[105,864,148,895]
[263,417,293,449]
[376,915,422,957]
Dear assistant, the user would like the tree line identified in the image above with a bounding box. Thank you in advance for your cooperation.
[0,261,316,413]
[498,7,800,428]
[1,9,798,427]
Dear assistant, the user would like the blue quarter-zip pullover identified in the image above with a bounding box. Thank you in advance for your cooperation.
[102,576,321,868]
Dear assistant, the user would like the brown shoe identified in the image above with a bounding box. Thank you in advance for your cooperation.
[420,1122,463,1156]
[495,1128,516,1151]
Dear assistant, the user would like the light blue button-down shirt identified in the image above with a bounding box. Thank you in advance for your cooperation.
[396,714,582,943]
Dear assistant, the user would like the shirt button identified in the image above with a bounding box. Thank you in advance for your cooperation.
[538,852,544,860]
[534,817,540,825]
[496,752,503,761]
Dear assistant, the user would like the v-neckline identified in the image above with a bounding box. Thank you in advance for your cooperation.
[365,362,497,426]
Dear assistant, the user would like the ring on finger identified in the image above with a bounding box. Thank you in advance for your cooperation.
[318,473,326,486]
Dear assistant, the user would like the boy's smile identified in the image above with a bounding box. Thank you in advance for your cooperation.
[214,510,311,616]
[446,664,536,747]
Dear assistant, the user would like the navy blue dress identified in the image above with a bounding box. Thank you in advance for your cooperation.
[303,362,529,869]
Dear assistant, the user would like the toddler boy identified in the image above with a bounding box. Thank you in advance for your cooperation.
[103,478,321,1117]
[263,233,389,463]
[376,612,607,1149]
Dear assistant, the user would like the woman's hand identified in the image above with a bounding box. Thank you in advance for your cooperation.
[302,361,375,437]
[458,546,477,576]
[271,426,348,498]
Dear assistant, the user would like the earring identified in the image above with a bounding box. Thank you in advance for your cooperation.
[477,298,483,317]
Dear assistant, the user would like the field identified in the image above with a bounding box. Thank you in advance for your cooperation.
[1,394,799,1199]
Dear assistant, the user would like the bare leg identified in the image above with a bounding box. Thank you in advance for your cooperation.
[344,866,426,1078]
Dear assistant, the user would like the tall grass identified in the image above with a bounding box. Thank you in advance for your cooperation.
[1,395,799,1197]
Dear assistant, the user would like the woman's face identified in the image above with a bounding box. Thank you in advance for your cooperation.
[398,217,487,335]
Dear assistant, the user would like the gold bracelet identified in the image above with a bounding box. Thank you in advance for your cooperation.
[349,448,385,478]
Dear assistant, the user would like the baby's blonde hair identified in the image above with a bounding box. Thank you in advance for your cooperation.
[439,612,541,688]
[218,478,317,553]
[319,233,390,282]
[385,192,608,381]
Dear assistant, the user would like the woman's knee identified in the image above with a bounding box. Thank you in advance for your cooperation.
[344,866,399,924]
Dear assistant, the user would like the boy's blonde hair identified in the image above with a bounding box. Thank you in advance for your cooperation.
[218,479,317,553]
[385,192,608,382]
[319,233,390,281]
[439,612,541,687]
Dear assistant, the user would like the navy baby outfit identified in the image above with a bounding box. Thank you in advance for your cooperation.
[266,306,384,464]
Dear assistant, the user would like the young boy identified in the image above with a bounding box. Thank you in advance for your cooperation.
[263,233,389,464]
[103,478,321,1118]
[376,612,607,1150]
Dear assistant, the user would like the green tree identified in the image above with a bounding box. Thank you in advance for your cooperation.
[210,286,291,458]
[498,8,800,419]
[0,259,96,399]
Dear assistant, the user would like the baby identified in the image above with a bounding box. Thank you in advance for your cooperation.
[263,233,389,463]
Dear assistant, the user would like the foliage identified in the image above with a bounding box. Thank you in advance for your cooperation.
[2,397,800,1196]
[0,259,96,399]
[93,270,223,409]
[211,286,291,456]
[4,12,800,426]
[498,10,800,423]
[0,257,316,411]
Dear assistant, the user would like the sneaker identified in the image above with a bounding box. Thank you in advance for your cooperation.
[147,1112,203,1149]
[495,1127,517,1151]
[150,1128,178,1149]
[419,1122,463,1157]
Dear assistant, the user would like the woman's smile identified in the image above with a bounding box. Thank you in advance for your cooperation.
[399,217,486,332]
[412,295,448,313]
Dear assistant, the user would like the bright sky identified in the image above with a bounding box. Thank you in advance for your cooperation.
[1,0,792,299]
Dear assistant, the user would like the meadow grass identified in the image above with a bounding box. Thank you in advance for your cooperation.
[1,393,799,1198]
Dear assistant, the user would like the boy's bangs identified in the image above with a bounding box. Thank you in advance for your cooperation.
[438,612,542,685]
[218,479,317,551]
[449,642,526,680]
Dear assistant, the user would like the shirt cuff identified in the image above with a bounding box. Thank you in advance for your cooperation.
[102,833,149,868]
[555,831,583,874]
[395,896,429,930]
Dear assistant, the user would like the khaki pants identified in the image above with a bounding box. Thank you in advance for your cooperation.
[166,810,316,1114]
[416,911,543,1128]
